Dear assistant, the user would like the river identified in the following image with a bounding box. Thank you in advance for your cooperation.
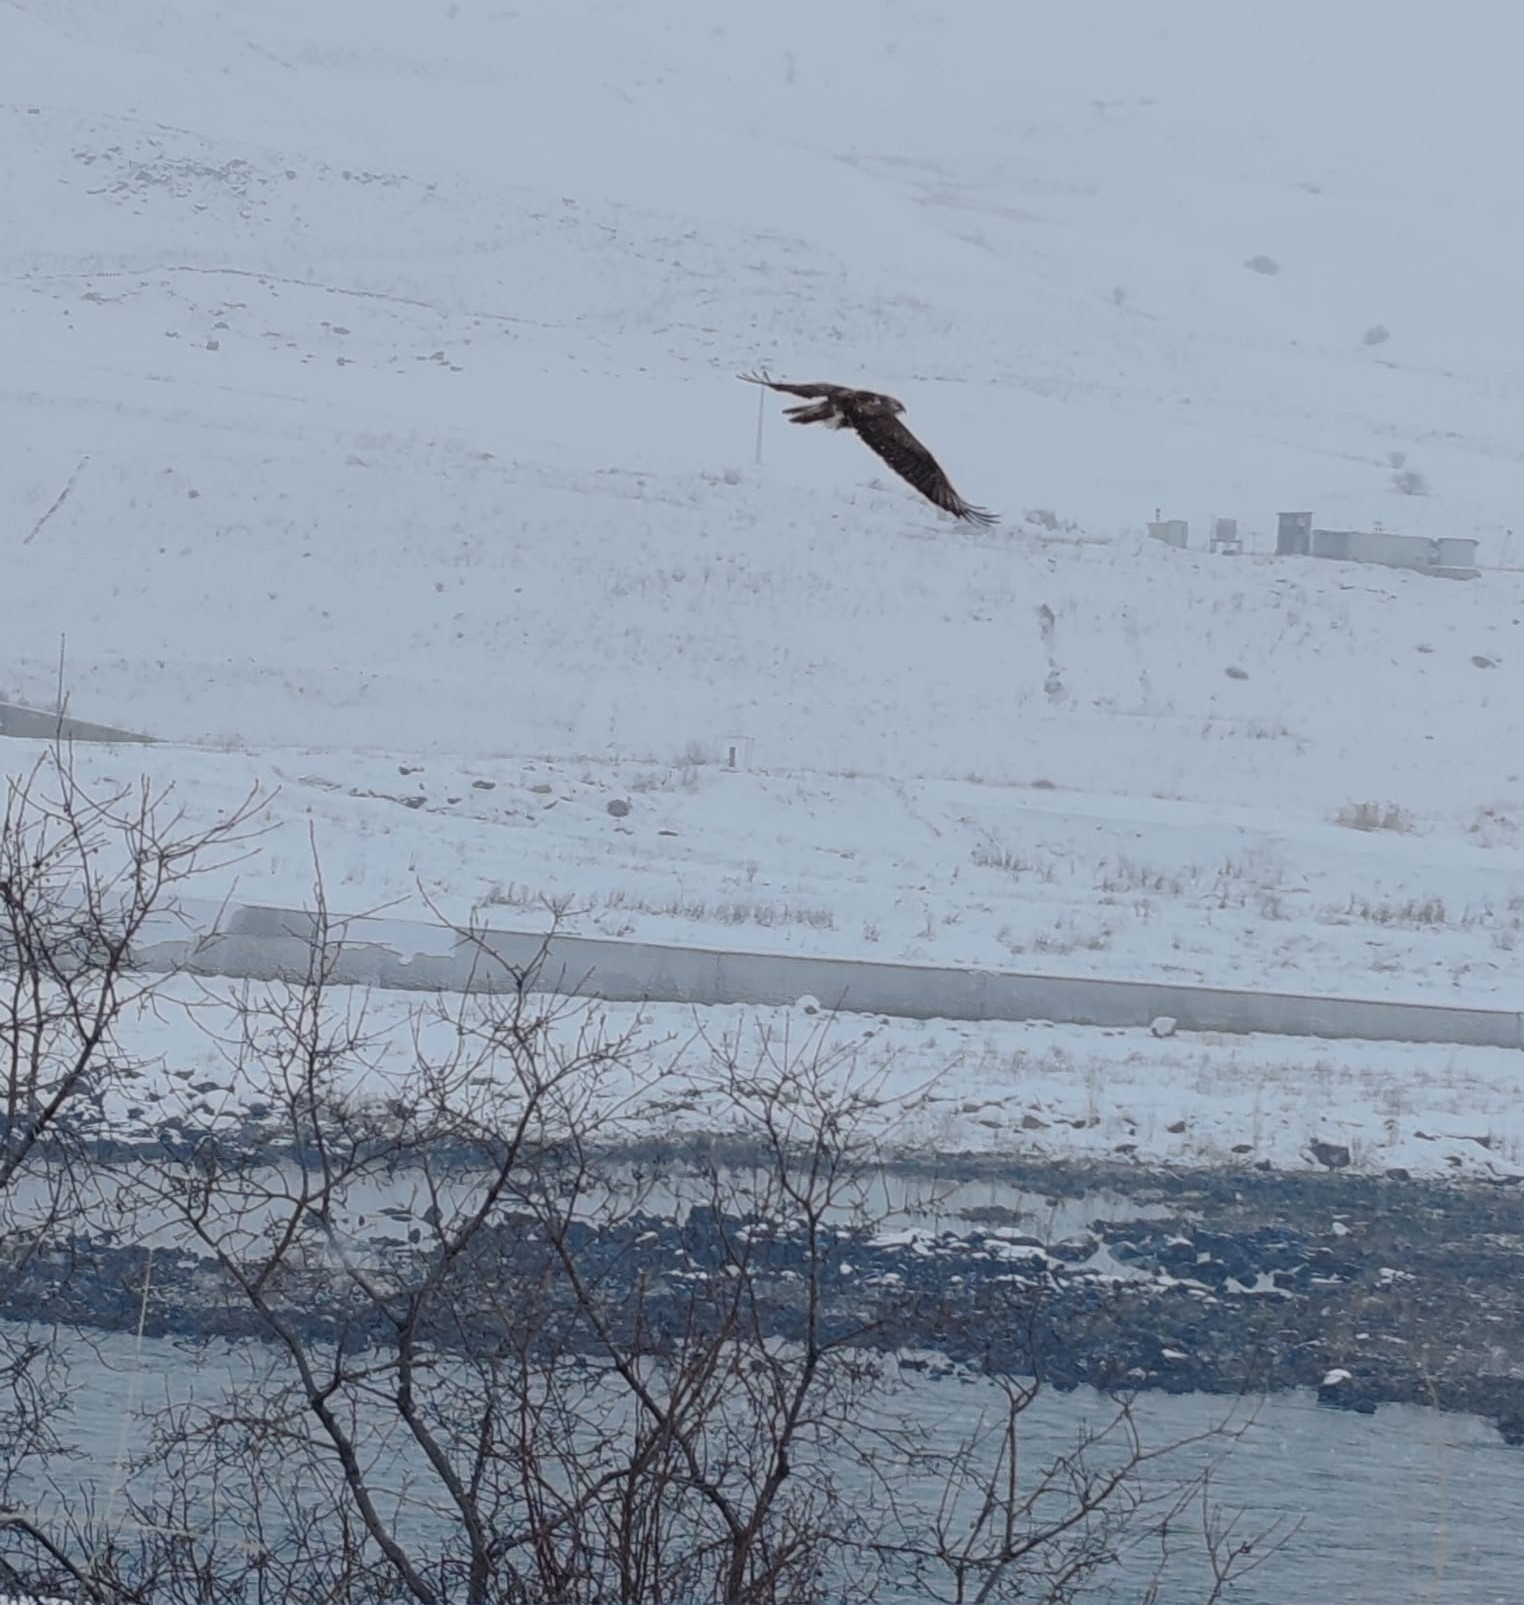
[7,1324,1518,1603]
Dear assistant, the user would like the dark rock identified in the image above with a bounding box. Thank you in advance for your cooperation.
[13,1151,1524,1438]
[1157,1237,1199,1276]
[1318,1368,1379,1415]
[1309,1139,1352,1171]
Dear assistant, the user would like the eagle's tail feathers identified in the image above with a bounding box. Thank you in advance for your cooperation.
[784,400,839,426]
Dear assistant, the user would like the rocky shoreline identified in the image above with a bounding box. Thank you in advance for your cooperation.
[10,1153,1523,1442]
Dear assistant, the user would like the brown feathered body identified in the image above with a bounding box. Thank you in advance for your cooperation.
[740,370,997,527]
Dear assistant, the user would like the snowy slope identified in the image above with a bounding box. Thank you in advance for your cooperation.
[101,978,1524,1180]
[23,737,1524,1005]
[4,0,1524,1003]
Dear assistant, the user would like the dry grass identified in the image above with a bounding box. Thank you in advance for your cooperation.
[1334,800,1418,834]
[970,840,1060,881]
[478,882,836,933]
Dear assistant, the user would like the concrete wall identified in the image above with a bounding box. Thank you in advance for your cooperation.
[0,701,155,744]
[130,900,1524,1051]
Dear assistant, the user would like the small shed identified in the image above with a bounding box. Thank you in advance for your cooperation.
[1276,511,1312,556]
[1147,519,1189,549]
[1210,517,1243,555]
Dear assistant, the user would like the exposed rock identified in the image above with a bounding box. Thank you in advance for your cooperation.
[1318,1367,1378,1415]
[1496,1409,1524,1447]
[15,1153,1524,1439]
[1309,1139,1352,1171]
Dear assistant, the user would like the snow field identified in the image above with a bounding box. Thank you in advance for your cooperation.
[96,977,1524,1182]
[5,0,1524,1161]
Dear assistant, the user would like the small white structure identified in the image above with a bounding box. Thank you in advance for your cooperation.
[1147,519,1189,549]
[1209,516,1243,555]
[1276,511,1313,556]
[1309,528,1479,580]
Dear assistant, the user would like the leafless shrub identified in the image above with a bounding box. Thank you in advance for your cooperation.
[710,899,835,931]
[1024,509,1081,534]
[111,951,1276,1602]
[0,759,1282,1603]
[477,879,553,910]
[1096,855,1184,897]
[1335,895,1448,928]
[0,743,263,1594]
[971,841,1059,882]
[1333,800,1417,834]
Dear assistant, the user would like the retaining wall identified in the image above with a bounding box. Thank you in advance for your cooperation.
[129,901,1524,1050]
[0,701,155,744]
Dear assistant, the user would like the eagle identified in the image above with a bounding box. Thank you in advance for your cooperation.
[740,370,998,527]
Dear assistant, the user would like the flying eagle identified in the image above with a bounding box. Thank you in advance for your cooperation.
[740,370,998,527]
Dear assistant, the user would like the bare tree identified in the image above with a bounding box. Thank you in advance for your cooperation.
[0,759,1283,1602]
[110,906,1282,1605]
[0,743,261,1597]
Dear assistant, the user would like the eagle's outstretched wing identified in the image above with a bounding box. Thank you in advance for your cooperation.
[738,369,846,401]
[851,412,998,527]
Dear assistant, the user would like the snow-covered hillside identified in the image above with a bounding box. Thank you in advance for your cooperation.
[5,0,1524,1003]
[101,977,1524,1180]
